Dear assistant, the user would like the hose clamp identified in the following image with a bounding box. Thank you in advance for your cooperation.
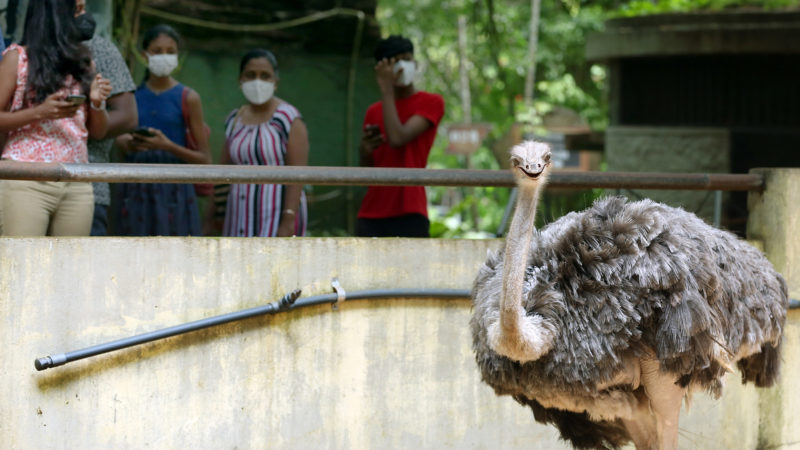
[331,278,346,311]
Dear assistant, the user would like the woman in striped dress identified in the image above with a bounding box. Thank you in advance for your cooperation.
[221,49,309,237]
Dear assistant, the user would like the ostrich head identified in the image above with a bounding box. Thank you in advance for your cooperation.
[510,141,552,188]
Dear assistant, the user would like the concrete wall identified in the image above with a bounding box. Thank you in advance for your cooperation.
[2,238,570,448]
[748,168,800,449]
[605,126,730,221]
[2,169,798,448]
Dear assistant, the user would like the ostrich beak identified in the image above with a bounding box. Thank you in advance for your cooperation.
[517,163,548,179]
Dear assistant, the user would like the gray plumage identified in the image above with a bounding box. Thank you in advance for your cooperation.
[470,141,788,450]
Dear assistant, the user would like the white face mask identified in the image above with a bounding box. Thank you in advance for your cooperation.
[148,54,178,77]
[241,80,275,105]
[393,60,416,86]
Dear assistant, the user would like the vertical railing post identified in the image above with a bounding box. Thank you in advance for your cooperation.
[713,190,722,228]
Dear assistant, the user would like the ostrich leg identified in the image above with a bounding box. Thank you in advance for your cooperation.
[623,358,684,450]
[621,388,659,450]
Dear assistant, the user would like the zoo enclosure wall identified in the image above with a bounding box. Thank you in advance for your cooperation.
[0,167,797,449]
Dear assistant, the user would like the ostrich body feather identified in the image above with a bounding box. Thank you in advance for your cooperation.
[471,197,788,448]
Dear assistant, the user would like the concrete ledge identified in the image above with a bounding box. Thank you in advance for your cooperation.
[0,237,792,448]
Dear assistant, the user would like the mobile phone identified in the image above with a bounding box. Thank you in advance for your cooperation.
[365,124,380,135]
[133,127,156,137]
[66,94,86,106]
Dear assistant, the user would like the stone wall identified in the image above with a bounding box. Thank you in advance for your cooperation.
[605,126,730,221]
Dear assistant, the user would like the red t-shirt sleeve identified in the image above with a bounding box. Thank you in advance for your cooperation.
[414,93,445,127]
[363,102,381,127]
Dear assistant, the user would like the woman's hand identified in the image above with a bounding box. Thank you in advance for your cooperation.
[34,92,81,121]
[277,215,296,237]
[130,127,174,151]
[117,133,149,152]
[90,74,112,108]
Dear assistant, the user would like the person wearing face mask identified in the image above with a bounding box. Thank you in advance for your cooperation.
[0,0,112,236]
[215,49,309,237]
[114,24,210,236]
[75,0,138,236]
[356,35,445,238]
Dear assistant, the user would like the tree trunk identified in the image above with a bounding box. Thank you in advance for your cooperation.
[524,0,542,105]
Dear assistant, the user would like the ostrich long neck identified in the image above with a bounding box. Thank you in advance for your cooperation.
[500,182,541,341]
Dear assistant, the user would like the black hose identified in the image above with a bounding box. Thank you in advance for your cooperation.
[33,291,799,371]
[34,288,471,371]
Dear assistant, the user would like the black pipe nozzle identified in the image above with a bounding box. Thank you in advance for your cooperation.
[34,354,67,371]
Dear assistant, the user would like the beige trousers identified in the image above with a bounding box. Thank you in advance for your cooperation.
[0,180,93,236]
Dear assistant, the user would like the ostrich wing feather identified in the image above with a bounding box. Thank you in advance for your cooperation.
[472,197,788,398]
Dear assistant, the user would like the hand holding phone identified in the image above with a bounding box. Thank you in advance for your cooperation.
[133,127,156,138]
[36,92,83,121]
[361,124,384,155]
[66,94,86,106]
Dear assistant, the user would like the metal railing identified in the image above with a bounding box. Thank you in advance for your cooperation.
[11,164,793,372]
[0,161,765,191]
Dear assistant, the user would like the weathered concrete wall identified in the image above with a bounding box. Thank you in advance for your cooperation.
[1,191,796,449]
[605,126,730,221]
[748,168,800,449]
[1,238,569,449]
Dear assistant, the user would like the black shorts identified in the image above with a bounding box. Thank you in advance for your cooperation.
[356,214,430,238]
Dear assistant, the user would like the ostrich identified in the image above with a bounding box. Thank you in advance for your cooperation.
[470,141,788,449]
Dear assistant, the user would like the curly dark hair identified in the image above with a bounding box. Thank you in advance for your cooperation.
[20,0,93,104]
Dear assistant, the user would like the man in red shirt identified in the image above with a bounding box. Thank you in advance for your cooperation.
[357,35,445,237]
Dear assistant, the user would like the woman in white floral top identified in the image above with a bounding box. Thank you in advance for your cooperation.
[0,0,112,236]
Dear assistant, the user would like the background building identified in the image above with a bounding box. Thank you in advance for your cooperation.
[588,11,800,234]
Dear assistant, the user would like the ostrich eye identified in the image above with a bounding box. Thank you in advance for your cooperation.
[544,152,551,163]
[510,156,521,167]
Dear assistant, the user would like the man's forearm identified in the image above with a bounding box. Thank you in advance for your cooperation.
[380,95,406,147]
[104,92,138,138]
[87,107,110,140]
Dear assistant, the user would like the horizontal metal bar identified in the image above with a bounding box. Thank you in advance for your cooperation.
[0,162,765,191]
